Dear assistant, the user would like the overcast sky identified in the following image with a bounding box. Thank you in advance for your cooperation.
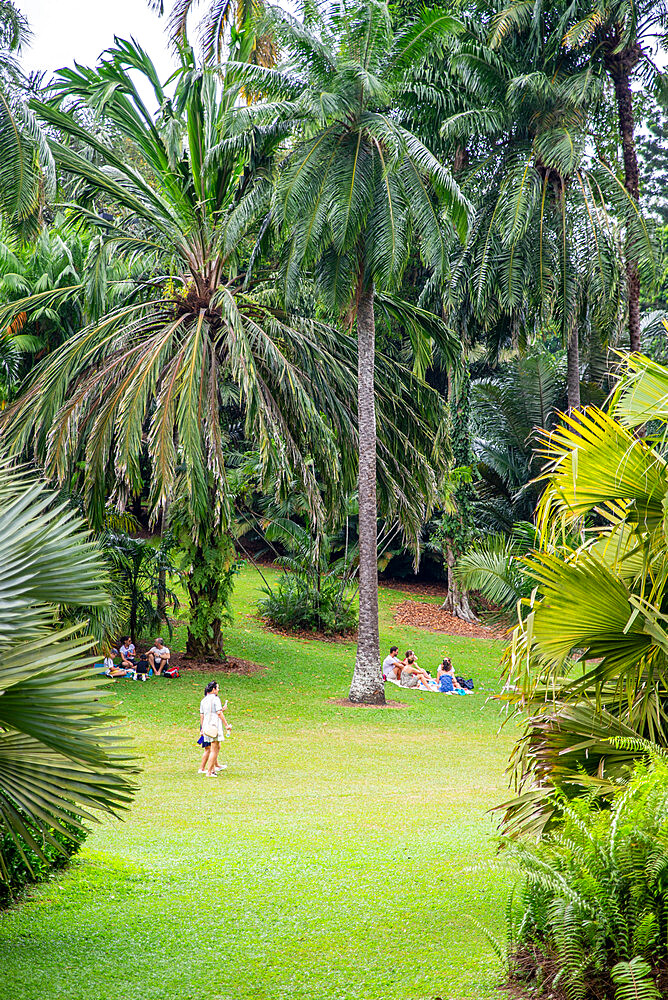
[17,0,177,81]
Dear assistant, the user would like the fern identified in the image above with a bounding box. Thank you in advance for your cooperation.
[507,760,668,996]
[611,958,660,1000]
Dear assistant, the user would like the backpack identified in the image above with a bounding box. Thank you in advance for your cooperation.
[456,675,474,690]
[163,666,180,678]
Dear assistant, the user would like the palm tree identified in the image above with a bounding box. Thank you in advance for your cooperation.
[0,458,135,876]
[0,1,55,238]
[446,12,637,409]
[470,348,569,531]
[3,38,442,661]
[150,0,276,68]
[492,0,666,352]
[232,0,469,702]
[1,40,359,659]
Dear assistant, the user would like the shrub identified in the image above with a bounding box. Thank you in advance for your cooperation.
[258,573,357,636]
[0,821,87,909]
[506,757,668,999]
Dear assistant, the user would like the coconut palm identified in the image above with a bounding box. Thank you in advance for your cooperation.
[3,38,443,660]
[231,0,469,702]
[0,458,135,877]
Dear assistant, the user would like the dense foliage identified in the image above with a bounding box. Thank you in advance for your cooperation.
[507,758,668,999]
[0,459,135,878]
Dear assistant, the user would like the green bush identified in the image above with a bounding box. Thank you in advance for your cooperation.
[509,755,668,1000]
[0,822,87,909]
[507,758,668,999]
[258,573,357,636]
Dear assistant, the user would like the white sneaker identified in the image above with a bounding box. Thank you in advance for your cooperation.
[214,765,227,772]
[206,772,217,778]
[197,769,206,774]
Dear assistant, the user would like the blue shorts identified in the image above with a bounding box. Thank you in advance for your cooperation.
[197,734,212,748]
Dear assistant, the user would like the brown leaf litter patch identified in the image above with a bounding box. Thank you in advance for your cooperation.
[328,698,408,709]
[171,653,267,675]
[392,599,506,640]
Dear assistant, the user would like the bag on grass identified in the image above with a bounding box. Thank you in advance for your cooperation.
[456,675,474,690]
[163,666,180,678]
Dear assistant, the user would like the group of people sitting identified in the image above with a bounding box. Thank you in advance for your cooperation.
[382,647,472,693]
[103,636,172,681]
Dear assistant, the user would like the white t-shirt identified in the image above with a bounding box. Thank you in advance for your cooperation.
[150,645,170,662]
[104,656,115,672]
[202,693,223,739]
[120,643,135,659]
[382,654,401,679]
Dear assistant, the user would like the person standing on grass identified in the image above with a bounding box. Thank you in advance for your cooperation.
[198,681,231,778]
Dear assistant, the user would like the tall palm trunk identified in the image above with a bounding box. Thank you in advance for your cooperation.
[349,283,385,705]
[605,40,643,353]
[567,328,580,410]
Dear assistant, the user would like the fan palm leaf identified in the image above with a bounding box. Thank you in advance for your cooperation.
[0,458,135,878]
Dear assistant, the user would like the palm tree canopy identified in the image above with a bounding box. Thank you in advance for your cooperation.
[0,2,55,239]
[442,11,649,351]
[228,0,470,311]
[2,38,445,543]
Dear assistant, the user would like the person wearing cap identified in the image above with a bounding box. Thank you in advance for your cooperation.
[148,637,171,676]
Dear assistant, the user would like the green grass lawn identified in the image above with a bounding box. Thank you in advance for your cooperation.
[0,564,517,1000]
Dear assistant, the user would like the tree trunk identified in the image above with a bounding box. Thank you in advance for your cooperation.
[567,327,581,410]
[441,545,478,622]
[349,283,385,705]
[606,42,643,353]
[156,502,168,621]
[185,546,226,661]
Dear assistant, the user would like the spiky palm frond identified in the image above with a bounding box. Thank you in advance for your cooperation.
[497,356,668,836]
[0,458,136,878]
[456,528,534,614]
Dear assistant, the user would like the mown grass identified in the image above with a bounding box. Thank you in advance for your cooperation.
[0,563,516,1000]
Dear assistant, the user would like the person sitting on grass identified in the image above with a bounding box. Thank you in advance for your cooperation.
[148,637,171,676]
[382,646,404,681]
[135,652,151,681]
[104,648,135,680]
[437,658,468,694]
[400,650,432,687]
[119,636,136,668]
